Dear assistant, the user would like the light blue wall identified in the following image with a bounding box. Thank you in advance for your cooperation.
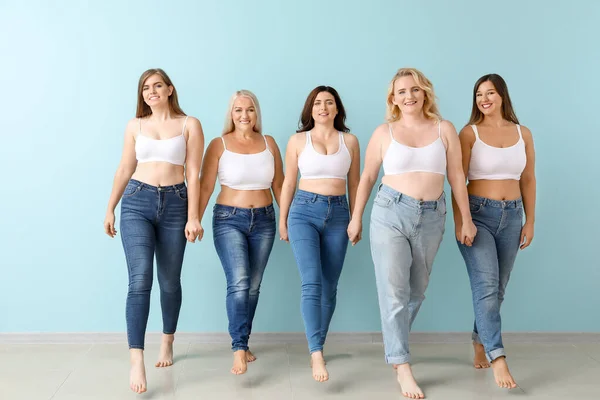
[1,0,598,333]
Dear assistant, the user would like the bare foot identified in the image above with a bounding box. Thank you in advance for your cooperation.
[231,350,248,375]
[130,349,147,394]
[311,351,329,382]
[155,334,174,368]
[491,356,517,389]
[246,349,257,362]
[396,363,424,399]
[473,342,490,369]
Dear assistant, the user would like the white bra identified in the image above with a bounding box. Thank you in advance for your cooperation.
[382,121,447,176]
[297,131,351,180]
[217,135,275,190]
[135,116,187,166]
[467,124,526,181]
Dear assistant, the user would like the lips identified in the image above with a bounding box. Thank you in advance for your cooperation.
[404,101,417,106]
[481,103,492,109]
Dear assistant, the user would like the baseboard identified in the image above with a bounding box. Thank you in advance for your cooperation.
[0,332,598,345]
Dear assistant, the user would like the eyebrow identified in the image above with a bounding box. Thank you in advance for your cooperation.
[397,86,419,91]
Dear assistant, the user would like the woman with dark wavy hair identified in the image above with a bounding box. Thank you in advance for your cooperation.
[279,86,360,382]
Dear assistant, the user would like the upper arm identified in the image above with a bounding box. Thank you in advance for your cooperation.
[266,135,284,182]
[283,134,301,183]
[457,125,476,177]
[345,133,361,180]
[362,124,386,180]
[185,117,205,175]
[200,137,223,187]
[520,125,536,179]
[119,118,138,172]
[441,120,463,174]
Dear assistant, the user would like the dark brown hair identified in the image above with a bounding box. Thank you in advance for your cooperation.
[467,74,519,126]
[135,68,186,118]
[297,86,350,133]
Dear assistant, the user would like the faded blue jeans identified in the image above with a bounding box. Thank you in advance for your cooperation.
[457,195,523,362]
[370,184,446,365]
[120,179,188,350]
[213,204,276,352]
[288,190,350,354]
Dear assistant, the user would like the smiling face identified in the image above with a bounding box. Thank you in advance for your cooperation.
[476,80,502,117]
[142,74,173,108]
[392,75,425,116]
[231,96,257,131]
[311,91,338,125]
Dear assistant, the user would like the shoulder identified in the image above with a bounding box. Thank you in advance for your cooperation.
[458,124,476,142]
[289,131,307,146]
[518,124,532,139]
[342,132,359,145]
[207,137,225,153]
[125,118,140,138]
[372,123,390,139]
[264,134,279,147]
[184,115,202,128]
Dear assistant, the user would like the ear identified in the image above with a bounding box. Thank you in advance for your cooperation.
[168,86,174,96]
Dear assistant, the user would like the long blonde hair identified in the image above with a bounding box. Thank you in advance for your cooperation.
[222,90,263,135]
[135,68,185,118]
[385,67,441,122]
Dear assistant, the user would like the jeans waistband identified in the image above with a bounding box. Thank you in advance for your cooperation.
[469,194,522,209]
[214,203,274,215]
[129,179,186,193]
[294,189,347,205]
[378,183,445,210]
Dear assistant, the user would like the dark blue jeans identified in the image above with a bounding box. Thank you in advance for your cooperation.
[213,204,276,351]
[120,179,188,350]
[457,195,523,362]
[288,190,350,354]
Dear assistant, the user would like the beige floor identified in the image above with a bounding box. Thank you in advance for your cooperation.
[1,342,599,399]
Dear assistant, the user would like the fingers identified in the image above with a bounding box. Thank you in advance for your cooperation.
[104,222,116,238]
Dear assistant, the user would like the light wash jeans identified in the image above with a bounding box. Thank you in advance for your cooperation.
[370,184,446,365]
[457,195,523,362]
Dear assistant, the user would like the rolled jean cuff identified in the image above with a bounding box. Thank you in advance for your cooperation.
[385,354,410,365]
[232,346,249,352]
[487,348,506,362]
[309,346,324,355]
[129,345,144,350]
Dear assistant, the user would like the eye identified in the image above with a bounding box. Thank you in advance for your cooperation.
[399,90,405,95]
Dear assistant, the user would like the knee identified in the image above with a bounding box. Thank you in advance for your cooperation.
[227,275,250,295]
[159,277,181,294]
[129,278,152,294]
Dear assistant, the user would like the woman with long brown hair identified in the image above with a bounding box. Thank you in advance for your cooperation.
[453,73,536,389]
[279,86,360,382]
[103,68,204,394]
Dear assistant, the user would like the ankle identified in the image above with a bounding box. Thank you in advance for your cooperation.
[162,334,174,343]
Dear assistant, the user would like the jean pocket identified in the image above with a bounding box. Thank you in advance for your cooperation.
[373,193,392,208]
[175,187,188,201]
[437,200,447,217]
[469,202,482,214]
[213,208,232,220]
[123,183,141,198]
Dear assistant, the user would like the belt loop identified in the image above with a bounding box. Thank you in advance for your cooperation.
[312,193,317,203]
[232,207,237,215]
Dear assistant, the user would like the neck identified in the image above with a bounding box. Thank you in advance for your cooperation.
[311,122,338,137]
[232,127,256,140]
[149,105,171,121]
[398,112,429,128]
[482,112,507,127]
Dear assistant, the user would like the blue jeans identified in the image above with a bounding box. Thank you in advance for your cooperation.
[120,179,188,350]
[213,204,276,352]
[370,184,446,365]
[288,190,350,354]
[457,195,523,362]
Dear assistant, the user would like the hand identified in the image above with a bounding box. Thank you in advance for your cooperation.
[104,212,117,238]
[520,221,534,250]
[279,221,289,242]
[185,219,203,243]
[460,220,477,246]
[347,218,362,246]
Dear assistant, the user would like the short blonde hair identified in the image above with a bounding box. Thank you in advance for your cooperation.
[222,90,263,135]
[385,68,441,122]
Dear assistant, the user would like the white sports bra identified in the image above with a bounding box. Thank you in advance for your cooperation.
[382,121,447,176]
[217,135,275,190]
[467,124,526,181]
[297,131,352,180]
[135,116,187,166]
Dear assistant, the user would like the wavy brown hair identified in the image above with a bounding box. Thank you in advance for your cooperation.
[467,74,519,126]
[386,68,441,122]
[135,68,186,118]
[297,86,350,133]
